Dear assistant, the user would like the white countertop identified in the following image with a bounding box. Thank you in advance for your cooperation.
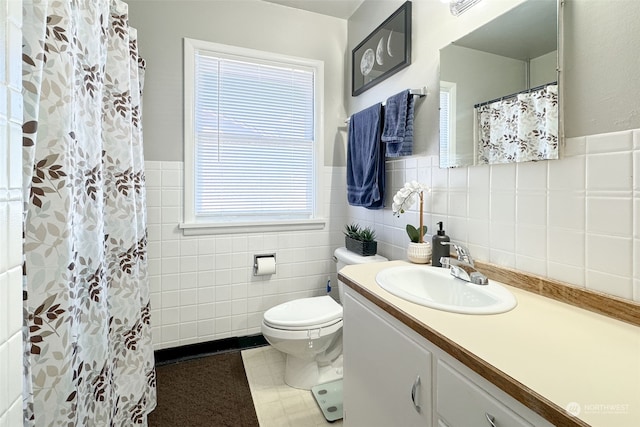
[340,261,640,427]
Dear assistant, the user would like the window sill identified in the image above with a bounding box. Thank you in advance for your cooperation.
[178,218,326,236]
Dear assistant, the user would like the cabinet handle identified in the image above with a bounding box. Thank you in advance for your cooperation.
[410,375,421,413]
[485,413,497,427]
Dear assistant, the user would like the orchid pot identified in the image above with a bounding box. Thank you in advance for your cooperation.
[407,241,432,264]
[392,181,431,264]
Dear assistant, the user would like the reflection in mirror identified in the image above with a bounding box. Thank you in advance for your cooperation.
[439,0,559,168]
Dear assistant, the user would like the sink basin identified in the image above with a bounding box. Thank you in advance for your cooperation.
[375,266,517,314]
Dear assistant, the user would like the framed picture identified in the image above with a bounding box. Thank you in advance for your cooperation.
[352,1,412,96]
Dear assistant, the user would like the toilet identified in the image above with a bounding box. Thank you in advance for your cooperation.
[261,247,388,390]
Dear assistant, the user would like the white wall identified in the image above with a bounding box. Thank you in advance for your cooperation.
[127,1,350,349]
[0,0,25,424]
[347,130,640,301]
[129,0,640,350]
[346,0,640,302]
[145,161,349,349]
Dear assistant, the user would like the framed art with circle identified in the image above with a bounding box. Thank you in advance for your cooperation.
[352,1,412,96]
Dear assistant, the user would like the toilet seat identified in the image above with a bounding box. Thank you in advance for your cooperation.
[263,296,343,331]
[261,318,343,341]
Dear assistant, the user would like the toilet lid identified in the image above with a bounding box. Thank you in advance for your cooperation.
[264,295,343,329]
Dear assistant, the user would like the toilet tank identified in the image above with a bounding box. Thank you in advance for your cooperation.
[334,247,388,302]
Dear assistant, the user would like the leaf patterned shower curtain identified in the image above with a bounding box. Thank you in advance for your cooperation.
[22,0,156,425]
[475,84,559,164]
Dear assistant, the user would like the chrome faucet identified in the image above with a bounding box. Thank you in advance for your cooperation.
[439,242,488,286]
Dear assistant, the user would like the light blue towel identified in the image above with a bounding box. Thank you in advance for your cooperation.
[346,103,385,209]
[382,89,415,157]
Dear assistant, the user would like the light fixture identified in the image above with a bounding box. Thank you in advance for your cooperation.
[449,0,482,16]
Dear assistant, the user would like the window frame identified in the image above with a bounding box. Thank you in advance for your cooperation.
[180,38,325,236]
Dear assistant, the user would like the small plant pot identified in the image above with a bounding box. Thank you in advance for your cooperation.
[345,236,377,256]
[407,242,431,264]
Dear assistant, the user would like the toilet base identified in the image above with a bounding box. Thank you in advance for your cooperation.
[284,354,344,390]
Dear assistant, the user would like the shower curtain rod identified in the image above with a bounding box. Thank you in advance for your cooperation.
[344,86,427,125]
[474,81,557,109]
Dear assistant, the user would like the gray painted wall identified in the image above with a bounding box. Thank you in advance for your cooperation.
[563,0,640,137]
[440,45,526,164]
[127,0,348,164]
[129,0,640,161]
[347,0,640,150]
[530,51,557,87]
[346,0,527,157]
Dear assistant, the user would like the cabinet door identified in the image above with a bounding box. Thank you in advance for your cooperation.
[343,292,432,427]
[437,360,533,427]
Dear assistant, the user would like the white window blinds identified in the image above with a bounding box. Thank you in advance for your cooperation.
[439,81,456,168]
[192,48,316,222]
[439,88,451,168]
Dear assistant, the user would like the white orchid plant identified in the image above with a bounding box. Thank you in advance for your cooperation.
[392,181,430,244]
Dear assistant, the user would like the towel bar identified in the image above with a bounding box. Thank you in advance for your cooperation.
[344,87,427,125]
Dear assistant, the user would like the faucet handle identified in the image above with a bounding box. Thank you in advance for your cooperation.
[440,242,474,266]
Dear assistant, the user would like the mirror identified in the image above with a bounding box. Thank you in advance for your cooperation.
[439,0,559,168]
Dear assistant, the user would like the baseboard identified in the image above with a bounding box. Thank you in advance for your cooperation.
[154,334,268,366]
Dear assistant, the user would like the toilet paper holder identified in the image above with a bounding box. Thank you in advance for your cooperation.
[254,253,276,276]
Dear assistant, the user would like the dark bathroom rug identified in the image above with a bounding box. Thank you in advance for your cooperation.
[148,350,259,427]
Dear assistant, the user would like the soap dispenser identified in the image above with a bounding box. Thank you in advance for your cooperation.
[431,222,450,267]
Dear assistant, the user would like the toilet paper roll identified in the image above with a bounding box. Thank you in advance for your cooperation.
[255,256,276,275]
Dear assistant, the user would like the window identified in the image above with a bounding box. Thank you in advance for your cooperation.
[439,81,457,168]
[182,39,325,235]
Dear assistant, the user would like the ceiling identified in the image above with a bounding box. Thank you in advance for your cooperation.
[261,0,365,19]
[454,0,557,61]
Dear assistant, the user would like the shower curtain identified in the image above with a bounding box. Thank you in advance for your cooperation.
[475,84,558,164]
[22,0,156,425]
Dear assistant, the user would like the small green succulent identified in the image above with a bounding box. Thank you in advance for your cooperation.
[344,223,377,242]
[344,223,362,239]
[358,226,377,242]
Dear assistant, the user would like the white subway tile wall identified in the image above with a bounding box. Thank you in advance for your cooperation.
[145,161,348,349]
[146,131,640,350]
[348,130,640,303]
[1,1,25,425]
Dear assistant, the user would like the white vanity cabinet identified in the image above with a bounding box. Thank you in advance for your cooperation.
[343,292,433,426]
[343,289,554,427]
[437,360,535,427]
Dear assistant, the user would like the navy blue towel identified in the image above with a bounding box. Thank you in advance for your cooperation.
[381,89,415,157]
[346,103,385,209]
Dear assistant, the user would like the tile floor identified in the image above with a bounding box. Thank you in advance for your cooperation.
[242,346,343,427]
